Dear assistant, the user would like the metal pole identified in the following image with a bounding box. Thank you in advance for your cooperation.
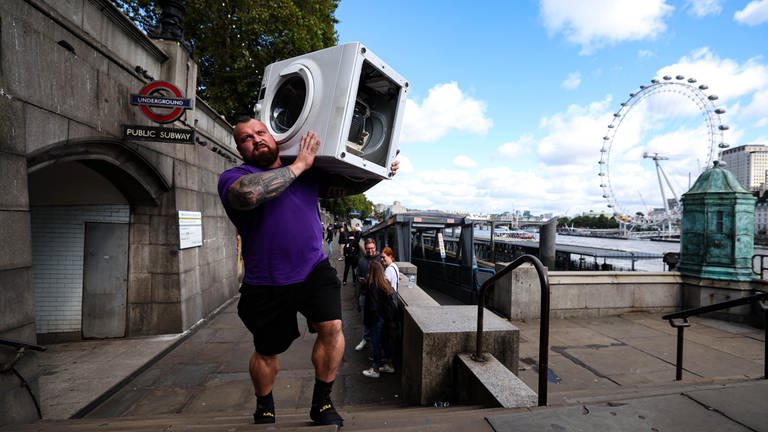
[676,326,685,381]
[761,301,768,379]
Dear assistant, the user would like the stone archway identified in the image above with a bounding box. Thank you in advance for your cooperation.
[27,139,172,341]
[27,138,171,206]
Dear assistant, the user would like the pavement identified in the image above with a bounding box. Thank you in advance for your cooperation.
[29,248,768,430]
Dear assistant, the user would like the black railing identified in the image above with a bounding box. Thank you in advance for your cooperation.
[473,254,550,406]
[661,291,768,381]
[1,337,47,419]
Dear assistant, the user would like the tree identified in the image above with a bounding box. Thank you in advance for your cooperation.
[320,194,374,220]
[112,0,339,122]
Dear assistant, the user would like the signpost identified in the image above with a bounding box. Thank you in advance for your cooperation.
[123,80,194,143]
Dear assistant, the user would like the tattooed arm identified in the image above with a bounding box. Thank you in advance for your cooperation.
[227,167,297,210]
[227,131,320,210]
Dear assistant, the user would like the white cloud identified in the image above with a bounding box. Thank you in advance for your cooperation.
[537,97,614,166]
[685,0,722,17]
[369,51,768,217]
[656,48,768,144]
[400,82,493,143]
[561,72,582,90]
[742,89,768,126]
[539,0,674,54]
[497,135,534,159]
[453,154,477,168]
[734,0,768,26]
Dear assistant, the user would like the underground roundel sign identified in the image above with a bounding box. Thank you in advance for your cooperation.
[130,81,193,124]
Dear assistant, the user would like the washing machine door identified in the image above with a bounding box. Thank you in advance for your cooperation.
[266,63,314,144]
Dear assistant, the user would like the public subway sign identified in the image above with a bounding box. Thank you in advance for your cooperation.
[122,125,195,144]
[124,80,195,143]
[130,81,192,123]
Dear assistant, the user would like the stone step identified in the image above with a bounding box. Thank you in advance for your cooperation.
[0,405,517,432]
[2,413,333,432]
[550,377,762,408]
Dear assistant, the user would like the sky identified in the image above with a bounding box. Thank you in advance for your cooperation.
[334,0,768,218]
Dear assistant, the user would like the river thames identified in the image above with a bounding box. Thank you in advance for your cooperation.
[555,234,768,273]
[555,234,678,272]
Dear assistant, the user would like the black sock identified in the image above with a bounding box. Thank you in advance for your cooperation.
[253,391,275,424]
[310,379,343,426]
[256,391,274,410]
[311,378,333,407]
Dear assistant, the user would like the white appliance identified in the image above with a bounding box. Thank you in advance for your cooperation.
[255,42,408,182]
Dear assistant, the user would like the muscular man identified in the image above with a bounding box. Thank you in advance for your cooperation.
[218,117,397,426]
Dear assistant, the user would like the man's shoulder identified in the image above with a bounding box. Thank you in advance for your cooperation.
[220,164,259,179]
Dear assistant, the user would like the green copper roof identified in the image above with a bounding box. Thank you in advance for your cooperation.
[686,161,750,194]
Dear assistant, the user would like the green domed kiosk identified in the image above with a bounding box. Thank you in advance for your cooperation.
[678,161,755,281]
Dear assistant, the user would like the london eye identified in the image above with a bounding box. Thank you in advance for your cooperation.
[598,75,729,235]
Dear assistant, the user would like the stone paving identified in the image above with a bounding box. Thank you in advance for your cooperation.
[30,249,768,430]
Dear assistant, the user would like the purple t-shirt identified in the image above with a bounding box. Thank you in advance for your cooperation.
[218,164,326,286]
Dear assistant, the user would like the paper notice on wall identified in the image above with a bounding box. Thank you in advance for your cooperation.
[179,210,202,249]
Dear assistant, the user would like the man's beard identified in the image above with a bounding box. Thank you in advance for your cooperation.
[248,147,279,168]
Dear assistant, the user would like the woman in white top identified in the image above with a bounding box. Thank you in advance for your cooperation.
[379,247,401,368]
[380,247,399,293]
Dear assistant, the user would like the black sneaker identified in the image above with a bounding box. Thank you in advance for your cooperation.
[310,401,344,427]
[253,407,275,424]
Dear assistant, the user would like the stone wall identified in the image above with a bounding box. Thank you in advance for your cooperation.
[489,264,683,320]
[0,1,241,424]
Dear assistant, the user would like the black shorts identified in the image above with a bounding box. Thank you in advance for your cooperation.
[237,259,342,356]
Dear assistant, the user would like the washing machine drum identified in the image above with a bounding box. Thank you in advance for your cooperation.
[269,75,307,135]
[346,98,389,162]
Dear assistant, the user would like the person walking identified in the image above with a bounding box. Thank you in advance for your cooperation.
[361,261,396,378]
[218,117,398,426]
[325,223,335,258]
[337,224,348,261]
[354,238,379,351]
[342,231,360,285]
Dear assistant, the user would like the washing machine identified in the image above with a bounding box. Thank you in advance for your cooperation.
[254,42,408,182]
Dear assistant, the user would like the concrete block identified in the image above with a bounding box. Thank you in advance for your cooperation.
[490,262,541,320]
[401,305,519,406]
[681,282,758,323]
[0,267,34,335]
[175,189,203,215]
[147,244,180,274]
[24,106,68,154]
[0,97,26,153]
[0,154,29,209]
[551,284,588,310]
[128,273,151,303]
[454,353,537,408]
[585,283,633,309]
[0,211,31,270]
[151,273,181,303]
[398,285,440,308]
[633,283,680,308]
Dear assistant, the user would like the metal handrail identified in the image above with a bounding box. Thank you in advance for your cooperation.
[1,337,47,419]
[473,254,550,406]
[661,291,768,380]
[0,337,47,352]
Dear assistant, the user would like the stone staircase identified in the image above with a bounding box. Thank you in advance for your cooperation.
[1,405,519,431]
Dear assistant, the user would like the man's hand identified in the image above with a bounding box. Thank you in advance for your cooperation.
[389,149,401,177]
[289,131,320,177]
